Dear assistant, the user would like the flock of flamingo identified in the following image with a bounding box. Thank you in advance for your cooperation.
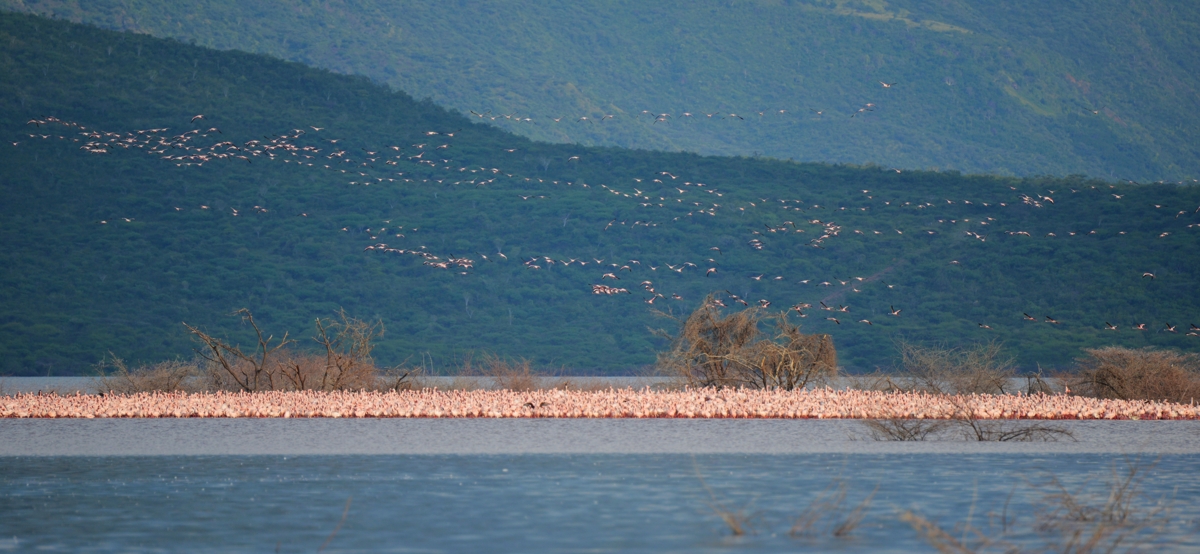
[17,113,1200,334]
[2,388,1197,420]
[10,112,1200,418]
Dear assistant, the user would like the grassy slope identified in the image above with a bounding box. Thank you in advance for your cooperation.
[1,13,1199,375]
[2,0,1198,182]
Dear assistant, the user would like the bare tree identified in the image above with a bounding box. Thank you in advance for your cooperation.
[184,308,292,392]
[305,309,384,391]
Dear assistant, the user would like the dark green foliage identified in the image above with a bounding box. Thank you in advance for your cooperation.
[4,0,1199,181]
[0,13,1198,375]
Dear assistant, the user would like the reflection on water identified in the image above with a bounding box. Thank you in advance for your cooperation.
[1,454,1196,553]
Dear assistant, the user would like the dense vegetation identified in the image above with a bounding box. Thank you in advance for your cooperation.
[4,0,1199,182]
[1,13,1198,375]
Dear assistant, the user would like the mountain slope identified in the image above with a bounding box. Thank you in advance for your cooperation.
[1,13,1199,376]
[4,0,1199,182]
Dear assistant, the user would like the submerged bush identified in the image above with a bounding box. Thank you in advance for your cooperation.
[655,295,836,390]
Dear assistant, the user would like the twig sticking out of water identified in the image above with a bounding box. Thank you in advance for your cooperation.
[899,510,996,554]
[833,484,878,537]
[790,482,840,536]
[318,496,352,553]
[1036,459,1171,552]
[900,458,1173,553]
[790,481,879,538]
[693,460,757,536]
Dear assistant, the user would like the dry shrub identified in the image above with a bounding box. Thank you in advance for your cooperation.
[94,355,204,394]
[374,364,421,392]
[844,370,904,392]
[656,296,836,390]
[276,352,375,392]
[440,375,486,391]
[199,356,255,392]
[479,354,539,391]
[858,342,1072,442]
[184,308,414,392]
[899,341,1015,395]
[1023,371,1056,395]
[1069,346,1200,403]
[444,352,611,391]
[283,310,387,391]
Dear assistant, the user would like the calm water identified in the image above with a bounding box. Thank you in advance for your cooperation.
[1,453,1197,553]
[3,419,1200,455]
[1,419,1199,552]
[0,377,94,394]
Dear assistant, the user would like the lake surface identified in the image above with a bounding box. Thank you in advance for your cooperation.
[2,419,1200,455]
[1,419,1199,552]
[2,452,1197,553]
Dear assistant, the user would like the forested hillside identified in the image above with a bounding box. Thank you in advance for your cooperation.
[2,13,1199,375]
[4,0,1199,182]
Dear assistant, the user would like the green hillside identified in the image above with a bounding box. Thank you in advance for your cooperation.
[1,13,1199,376]
[4,0,1199,182]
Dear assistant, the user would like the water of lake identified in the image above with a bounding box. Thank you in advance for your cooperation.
[1,419,1198,552]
